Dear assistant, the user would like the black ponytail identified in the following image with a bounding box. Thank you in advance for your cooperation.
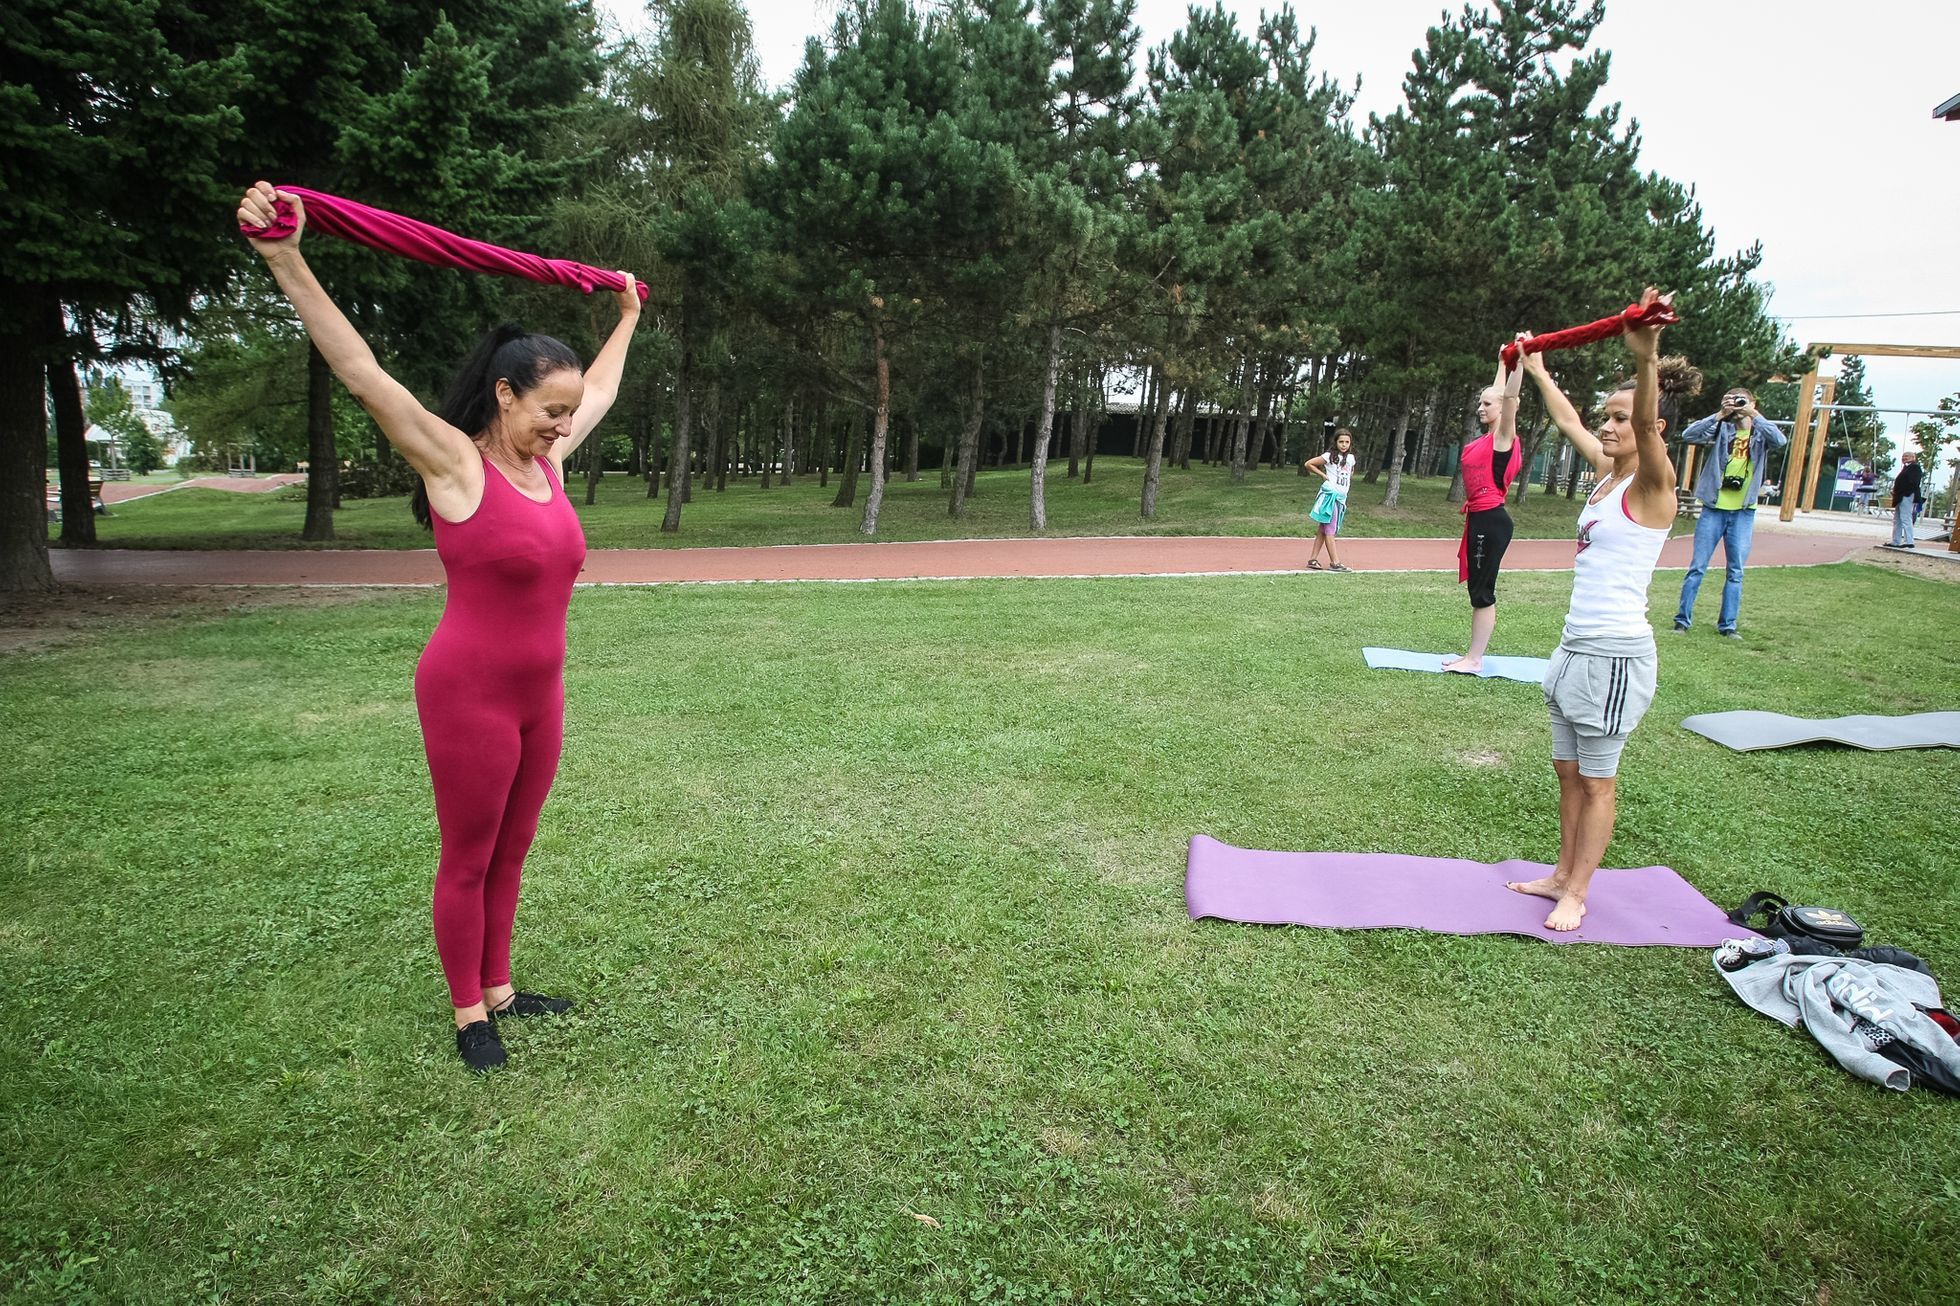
[411,324,582,528]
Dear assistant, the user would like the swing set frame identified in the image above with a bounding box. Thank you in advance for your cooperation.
[1777,342,1960,550]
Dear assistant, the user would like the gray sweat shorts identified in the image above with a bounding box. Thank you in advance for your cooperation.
[1542,644,1658,778]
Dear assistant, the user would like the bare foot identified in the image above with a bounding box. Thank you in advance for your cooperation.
[1442,656,1483,674]
[1543,894,1588,932]
[1507,875,1566,901]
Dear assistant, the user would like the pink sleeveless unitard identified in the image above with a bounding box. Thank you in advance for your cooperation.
[415,456,586,1007]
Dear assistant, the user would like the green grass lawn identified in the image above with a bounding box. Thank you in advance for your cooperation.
[4,562,1956,1302]
[80,459,1643,551]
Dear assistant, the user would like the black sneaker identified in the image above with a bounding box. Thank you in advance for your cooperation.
[456,1019,507,1072]
[1671,622,1689,634]
[491,991,574,1019]
[1719,629,1741,640]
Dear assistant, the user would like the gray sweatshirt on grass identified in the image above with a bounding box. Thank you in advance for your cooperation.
[1715,952,1960,1093]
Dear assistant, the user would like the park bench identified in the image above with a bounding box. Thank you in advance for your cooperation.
[45,479,106,523]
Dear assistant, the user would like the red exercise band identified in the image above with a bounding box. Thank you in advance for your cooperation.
[240,186,649,303]
[1500,299,1680,372]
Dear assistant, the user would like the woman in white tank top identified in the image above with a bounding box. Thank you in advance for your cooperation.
[1503,289,1686,932]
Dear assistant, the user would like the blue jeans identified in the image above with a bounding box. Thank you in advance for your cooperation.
[1674,507,1756,633]
[1892,502,1917,547]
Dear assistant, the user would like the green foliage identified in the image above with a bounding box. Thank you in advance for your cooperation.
[82,377,161,473]
[0,0,245,324]
[1908,394,1959,513]
[1829,355,1885,474]
[165,309,377,473]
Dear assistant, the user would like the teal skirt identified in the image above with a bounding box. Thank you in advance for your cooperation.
[1309,487,1347,532]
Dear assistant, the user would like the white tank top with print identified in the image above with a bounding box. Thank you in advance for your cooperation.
[1564,474,1670,645]
[1324,454,1353,497]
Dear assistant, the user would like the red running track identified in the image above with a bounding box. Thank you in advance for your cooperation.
[50,532,1867,587]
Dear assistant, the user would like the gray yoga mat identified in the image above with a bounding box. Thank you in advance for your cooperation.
[1681,710,1960,752]
[1363,646,1551,684]
[1184,834,1751,947]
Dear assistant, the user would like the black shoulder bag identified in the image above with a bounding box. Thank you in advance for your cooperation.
[1729,892,1865,950]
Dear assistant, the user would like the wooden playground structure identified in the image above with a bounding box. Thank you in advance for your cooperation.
[1778,341,1959,550]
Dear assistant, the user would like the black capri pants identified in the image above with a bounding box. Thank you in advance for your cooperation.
[1465,506,1513,609]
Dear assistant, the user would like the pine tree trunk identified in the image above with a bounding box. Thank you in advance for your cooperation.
[1382,393,1415,508]
[779,400,796,487]
[301,342,337,541]
[0,285,57,592]
[833,410,865,509]
[1081,367,1101,485]
[1409,385,1439,482]
[1030,323,1062,531]
[1067,372,1083,479]
[48,334,94,546]
[950,357,986,517]
[1449,401,1478,505]
[644,386,661,499]
[706,383,726,493]
[1511,420,1550,507]
[1230,355,1255,482]
[903,413,919,482]
[585,432,602,505]
[1250,369,1274,470]
[661,344,693,532]
[860,322,891,534]
[1140,370,1173,519]
[1271,380,1291,472]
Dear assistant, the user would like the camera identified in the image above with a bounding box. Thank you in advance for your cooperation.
[1723,395,1748,410]
[1721,474,1746,491]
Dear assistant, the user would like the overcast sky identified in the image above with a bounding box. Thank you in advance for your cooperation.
[600,0,1960,466]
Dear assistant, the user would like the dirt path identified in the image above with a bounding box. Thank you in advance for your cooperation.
[49,530,1868,588]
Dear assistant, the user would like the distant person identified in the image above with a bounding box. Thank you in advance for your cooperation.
[1303,428,1356,571]
[1443,360,1526,673]
[1672,386,1787,639]
[1888,451,1923,549]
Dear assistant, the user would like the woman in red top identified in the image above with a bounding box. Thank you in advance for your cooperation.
[1443,358,1526,673]
[239,182,642,1071]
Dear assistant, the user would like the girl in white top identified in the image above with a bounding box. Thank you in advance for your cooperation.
[1303,428,1356,572]
[1506,290,1684,932]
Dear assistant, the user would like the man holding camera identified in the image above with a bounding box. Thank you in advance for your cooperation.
[1673,387,1787,638]
[1887,451,1923,549]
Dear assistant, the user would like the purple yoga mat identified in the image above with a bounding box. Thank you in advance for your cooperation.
[1184,834,1753,947]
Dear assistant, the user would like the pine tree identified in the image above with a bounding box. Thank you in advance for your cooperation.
[760,0,1024,532]
[1,0,245,589]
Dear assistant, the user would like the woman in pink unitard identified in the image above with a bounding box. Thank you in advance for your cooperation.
[239,182,641,1071]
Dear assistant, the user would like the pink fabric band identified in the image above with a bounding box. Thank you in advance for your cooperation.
[240,186,648,303]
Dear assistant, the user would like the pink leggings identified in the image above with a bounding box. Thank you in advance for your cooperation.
[418,686,563,1008]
